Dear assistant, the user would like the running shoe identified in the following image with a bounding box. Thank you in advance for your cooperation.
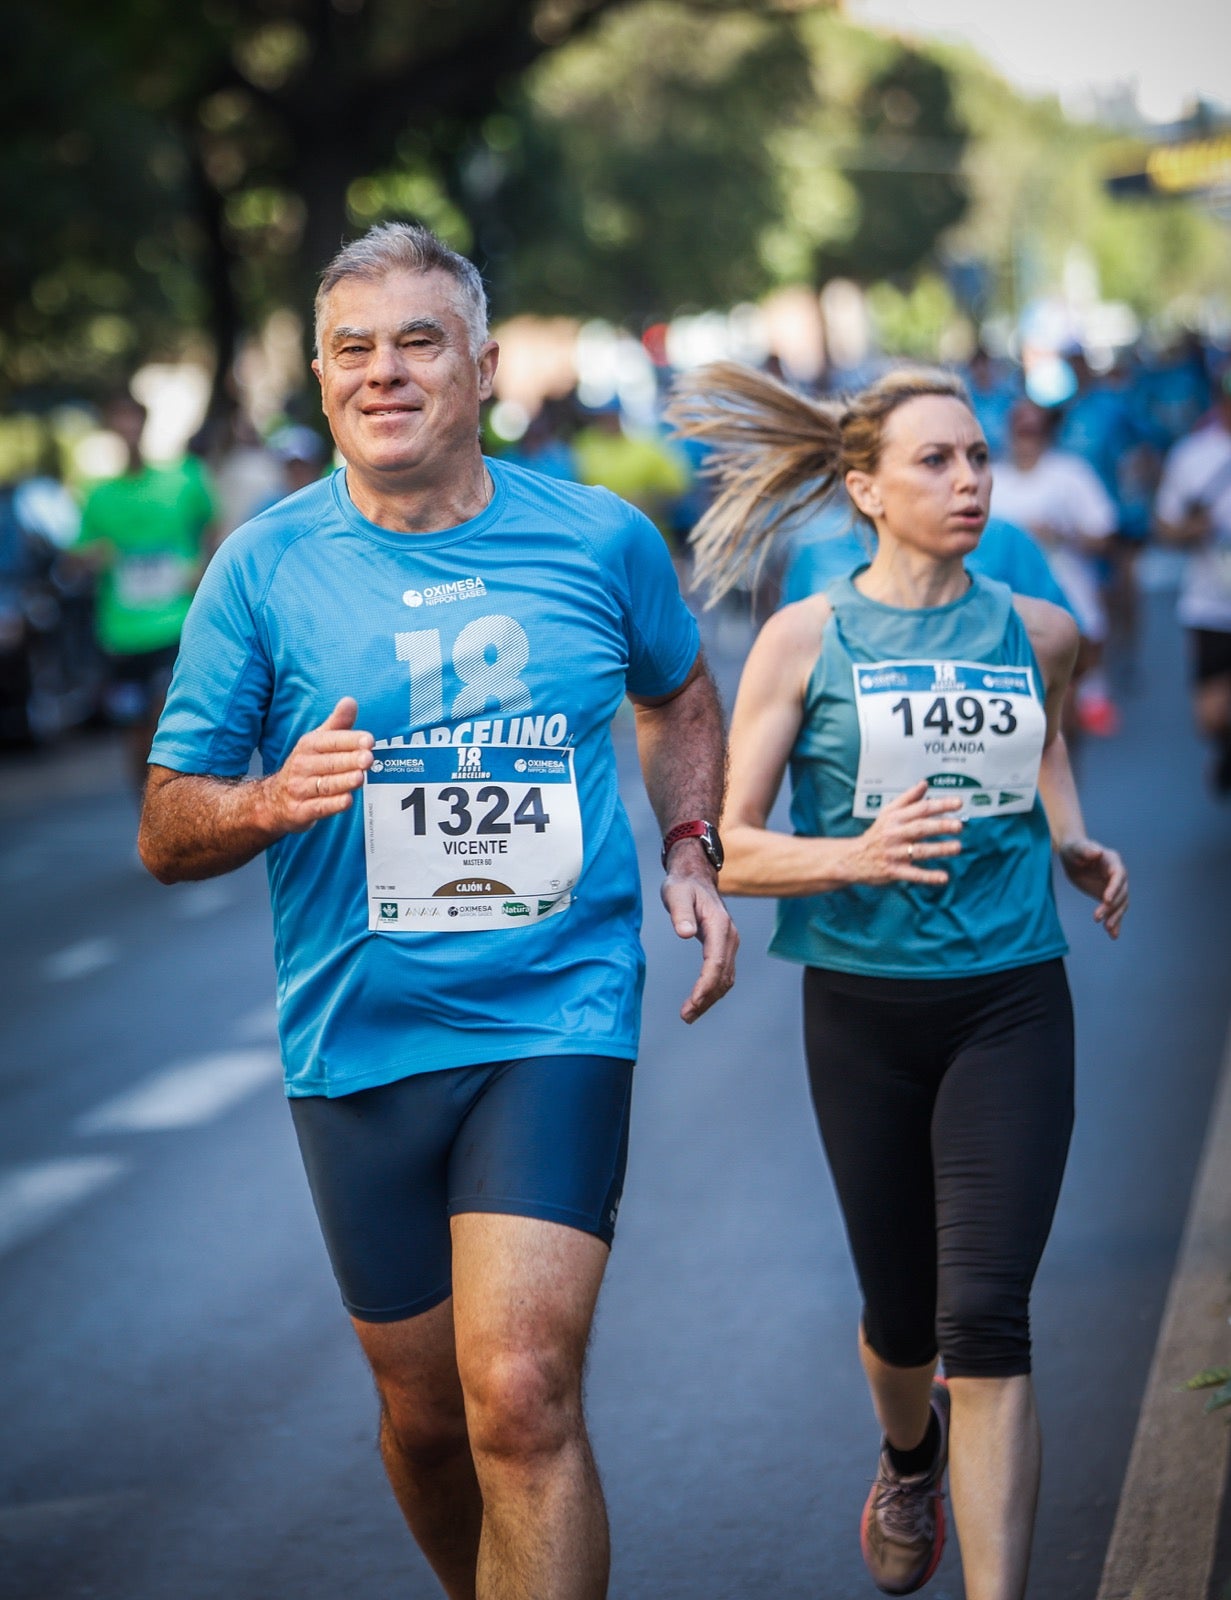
[860,1379,950,1595]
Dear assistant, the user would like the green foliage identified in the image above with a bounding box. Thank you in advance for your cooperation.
[0,0,635,403]
[1182,1367,1231,1414]
[486,5,813,322]
[815,46,969,285]
[3,0,1227,399]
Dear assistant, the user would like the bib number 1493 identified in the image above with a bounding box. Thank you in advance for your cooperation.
[852,659,1045,819]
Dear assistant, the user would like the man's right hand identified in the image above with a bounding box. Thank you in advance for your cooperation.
[266,697,375,834]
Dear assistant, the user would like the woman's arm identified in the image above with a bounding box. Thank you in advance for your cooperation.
[1018,596,1129,937]
[719,598,963,897]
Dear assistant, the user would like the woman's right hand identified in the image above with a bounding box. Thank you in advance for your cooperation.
[847,781,964,887]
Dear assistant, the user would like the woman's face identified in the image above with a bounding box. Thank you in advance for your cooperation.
[845,395,991,559]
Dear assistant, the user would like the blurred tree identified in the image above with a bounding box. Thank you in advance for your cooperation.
[473,5,814,324]
[0,6,198,404]
[0,0,636,409]
[815,45,969,285]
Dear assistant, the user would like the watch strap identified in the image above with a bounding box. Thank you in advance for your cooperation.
[661,819,721,871]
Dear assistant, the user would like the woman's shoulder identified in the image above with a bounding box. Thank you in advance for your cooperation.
[1011,591,1079,676]
[762,591,833,655]
[742,592,833,701]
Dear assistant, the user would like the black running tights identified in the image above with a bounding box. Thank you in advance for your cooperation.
[803,959,1074,1379]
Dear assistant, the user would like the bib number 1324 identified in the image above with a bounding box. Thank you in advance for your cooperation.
[363,743,584,932]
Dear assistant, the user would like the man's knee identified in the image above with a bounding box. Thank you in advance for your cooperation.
[461,1345,582,1464]
[377,1379,470,1473]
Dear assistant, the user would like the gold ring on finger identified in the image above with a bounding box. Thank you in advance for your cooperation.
[316,777,322,796]
[907,843,914,861]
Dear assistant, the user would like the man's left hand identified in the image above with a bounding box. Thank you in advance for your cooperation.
[661,864,738,1023]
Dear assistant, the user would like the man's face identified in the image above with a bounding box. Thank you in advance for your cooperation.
[312,269,497,487]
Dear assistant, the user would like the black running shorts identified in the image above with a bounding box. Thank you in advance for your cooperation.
[289,1054,634,1323]
[1191,627,1231,685]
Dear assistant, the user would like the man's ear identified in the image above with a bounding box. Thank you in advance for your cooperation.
[311,358,324,394]
[477,340,500,403]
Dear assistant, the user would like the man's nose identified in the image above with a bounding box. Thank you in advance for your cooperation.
[366,340,408,385]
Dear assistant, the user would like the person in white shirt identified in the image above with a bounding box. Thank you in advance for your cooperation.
[1154,370,1231,794]
[991,401,1120,737]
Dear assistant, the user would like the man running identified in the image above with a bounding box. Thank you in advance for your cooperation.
[138,221,737,1600]
[1155,367,1231,795]
[76,392,216,794]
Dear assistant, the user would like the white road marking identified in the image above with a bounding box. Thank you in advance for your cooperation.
[172,882,235,919]
[0,1157,128,1258]
[75,1048,281,1135]
[0,1490,145,1539]
[41,937,119,982]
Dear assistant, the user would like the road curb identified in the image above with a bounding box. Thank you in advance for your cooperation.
[1096,1018,1231,1600]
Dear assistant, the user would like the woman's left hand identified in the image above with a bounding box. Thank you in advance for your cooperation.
[1059,838,1128,939]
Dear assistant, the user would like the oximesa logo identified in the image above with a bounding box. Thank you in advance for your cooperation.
[402,589,424,608]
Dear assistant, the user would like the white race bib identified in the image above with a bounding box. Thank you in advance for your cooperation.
[114,553,191,608]
[852,659,1046,819]
[363,742,583,932]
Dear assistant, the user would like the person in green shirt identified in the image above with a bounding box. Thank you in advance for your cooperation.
[77,393,217,794]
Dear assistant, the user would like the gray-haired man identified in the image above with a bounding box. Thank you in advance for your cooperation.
[139,222,737,1598]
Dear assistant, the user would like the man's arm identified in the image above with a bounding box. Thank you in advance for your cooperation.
[139,697,374,883]
[630,652,738,1023]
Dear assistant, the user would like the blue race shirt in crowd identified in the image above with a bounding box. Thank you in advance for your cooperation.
[151,458,699,1096]
[781,514,1076,616]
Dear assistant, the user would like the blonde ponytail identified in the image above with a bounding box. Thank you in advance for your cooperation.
[667,361,973,605]
[665,361,844,604]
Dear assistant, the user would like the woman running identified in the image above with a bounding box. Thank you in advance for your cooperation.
[668,364,1127,1600]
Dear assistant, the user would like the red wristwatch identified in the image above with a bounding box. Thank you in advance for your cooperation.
[661,819,724,872]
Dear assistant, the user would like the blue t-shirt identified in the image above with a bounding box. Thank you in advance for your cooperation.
[150,459,699,1096]
[781,514,1075,617]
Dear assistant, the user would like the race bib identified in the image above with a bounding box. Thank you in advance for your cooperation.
[363,742,583,932]
[852,659,1046,819]
[114,553,190,609]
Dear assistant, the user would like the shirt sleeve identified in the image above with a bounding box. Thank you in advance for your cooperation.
[148,538,274,777]
[979,520,1076,616]
[76,485,109,550]
[601,498,699,698]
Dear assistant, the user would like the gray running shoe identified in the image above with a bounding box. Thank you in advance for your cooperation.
[859,1379,950,1595]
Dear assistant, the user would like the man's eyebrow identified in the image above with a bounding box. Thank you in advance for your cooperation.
[394,317,448,340]
[328,317,449,348]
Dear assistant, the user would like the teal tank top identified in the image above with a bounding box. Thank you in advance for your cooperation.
[769,571,1067,979]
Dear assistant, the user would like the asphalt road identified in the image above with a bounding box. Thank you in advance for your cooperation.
[1,578,1228,1600]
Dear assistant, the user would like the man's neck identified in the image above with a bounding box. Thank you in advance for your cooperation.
[344,455,492,534]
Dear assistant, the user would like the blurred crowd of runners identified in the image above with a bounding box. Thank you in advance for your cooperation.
[3,325,1230,794]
